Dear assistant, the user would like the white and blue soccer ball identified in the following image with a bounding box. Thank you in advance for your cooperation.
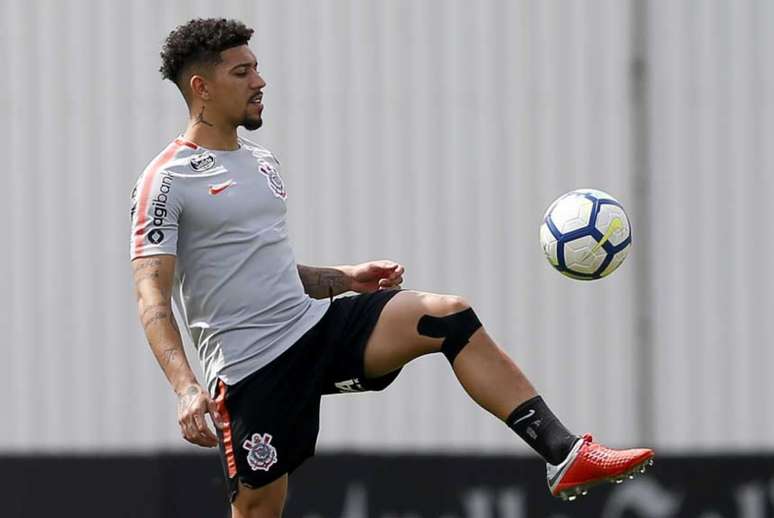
[539,189,632,280]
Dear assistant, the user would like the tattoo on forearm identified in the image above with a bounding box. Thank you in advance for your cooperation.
[132,258,163,284]
[161,347,182,368]
[134,271,160,283]
[193,106,214,127]
[133,258,161,274]
[297,266,349,299]
[133,258,161,270]
[141,303,171,328]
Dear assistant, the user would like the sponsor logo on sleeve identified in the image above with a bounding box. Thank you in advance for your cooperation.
[148,229,165,244]
[243,433,278,471]
[145,171,174,245]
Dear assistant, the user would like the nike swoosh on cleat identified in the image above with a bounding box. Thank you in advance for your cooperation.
[209,179,236,195]
[547,437,584,489]
[511,409,536,426]
[548,463,568,487]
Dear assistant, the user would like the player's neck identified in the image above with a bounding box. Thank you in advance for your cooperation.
[183,108,240,151]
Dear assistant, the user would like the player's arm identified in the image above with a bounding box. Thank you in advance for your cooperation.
[132,254,223,447]
[296,264,353,299]
[297,260,404,298]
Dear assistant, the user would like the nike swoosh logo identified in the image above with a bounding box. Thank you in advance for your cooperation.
[547,437,584,488]
[591,217,624,254]
[548,466,565,487]
[579,216,625,264]
[209,179,236,195]
[511,409,536,426]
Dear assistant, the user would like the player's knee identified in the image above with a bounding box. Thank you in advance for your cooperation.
[417,295,481,365]
[237,506,283,518]
[438,294,471,315]
[233,498,284,518]
[233,482,285,518]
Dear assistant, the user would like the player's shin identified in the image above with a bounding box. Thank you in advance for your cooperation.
[420,310,578,465]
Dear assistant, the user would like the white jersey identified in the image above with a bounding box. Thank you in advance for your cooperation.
[130,136,329,393]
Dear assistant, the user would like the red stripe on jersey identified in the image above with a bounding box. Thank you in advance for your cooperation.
[175,137,198,149]
[216,380,238,478]
[132,141,183,256]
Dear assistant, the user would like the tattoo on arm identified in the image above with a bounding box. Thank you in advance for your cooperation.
[134,270,160,283]
[297,265,350,299]
[133,258,195,396]
[132,258,162,282]
[140,303,172,328]
[133,257,175,312]
[161,347,182,368]
[177,384,202,413]
[133,258,162,273]
[193,106,214,127]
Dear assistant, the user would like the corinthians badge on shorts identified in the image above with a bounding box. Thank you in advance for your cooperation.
[259,161,287,200]
[243,433,278,471]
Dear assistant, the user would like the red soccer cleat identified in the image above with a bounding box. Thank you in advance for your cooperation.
[547,434,655,501]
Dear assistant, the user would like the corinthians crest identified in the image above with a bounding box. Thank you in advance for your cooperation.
[259,161,287,200]
[243,433,278,472]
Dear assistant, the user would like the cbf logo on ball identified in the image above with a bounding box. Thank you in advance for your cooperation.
[259,161,287,200]
[242,433,278,471]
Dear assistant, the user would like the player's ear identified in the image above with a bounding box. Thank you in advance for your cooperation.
[190,74,211,101]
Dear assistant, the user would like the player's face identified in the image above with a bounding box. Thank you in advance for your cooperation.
[210,45,266,130]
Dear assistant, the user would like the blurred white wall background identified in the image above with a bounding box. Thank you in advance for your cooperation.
[0,0,771,453]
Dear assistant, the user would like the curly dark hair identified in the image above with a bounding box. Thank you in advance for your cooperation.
[160,18,254,86]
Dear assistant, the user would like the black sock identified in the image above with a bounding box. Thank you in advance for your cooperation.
[506,395,578,465]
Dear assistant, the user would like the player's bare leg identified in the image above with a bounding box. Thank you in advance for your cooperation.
[363,291,537,419]
[231,475,287,518]
[363,290,654,500]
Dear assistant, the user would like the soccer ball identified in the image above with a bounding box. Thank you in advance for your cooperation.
[539,189,632,280]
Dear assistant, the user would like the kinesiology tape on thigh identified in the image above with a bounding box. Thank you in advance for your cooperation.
[417,308,482,364]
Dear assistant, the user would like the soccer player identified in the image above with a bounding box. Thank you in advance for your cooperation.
[130,18,654,518]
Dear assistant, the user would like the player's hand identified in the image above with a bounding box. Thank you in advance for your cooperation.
[349,260,404,293]
[176,383,225,448]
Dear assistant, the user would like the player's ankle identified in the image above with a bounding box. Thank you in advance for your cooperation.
[506,395,578,465]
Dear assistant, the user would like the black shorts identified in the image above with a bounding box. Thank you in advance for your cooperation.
[214,289,403,500]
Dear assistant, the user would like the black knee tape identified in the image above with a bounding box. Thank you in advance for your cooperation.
[417,308,482,364]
